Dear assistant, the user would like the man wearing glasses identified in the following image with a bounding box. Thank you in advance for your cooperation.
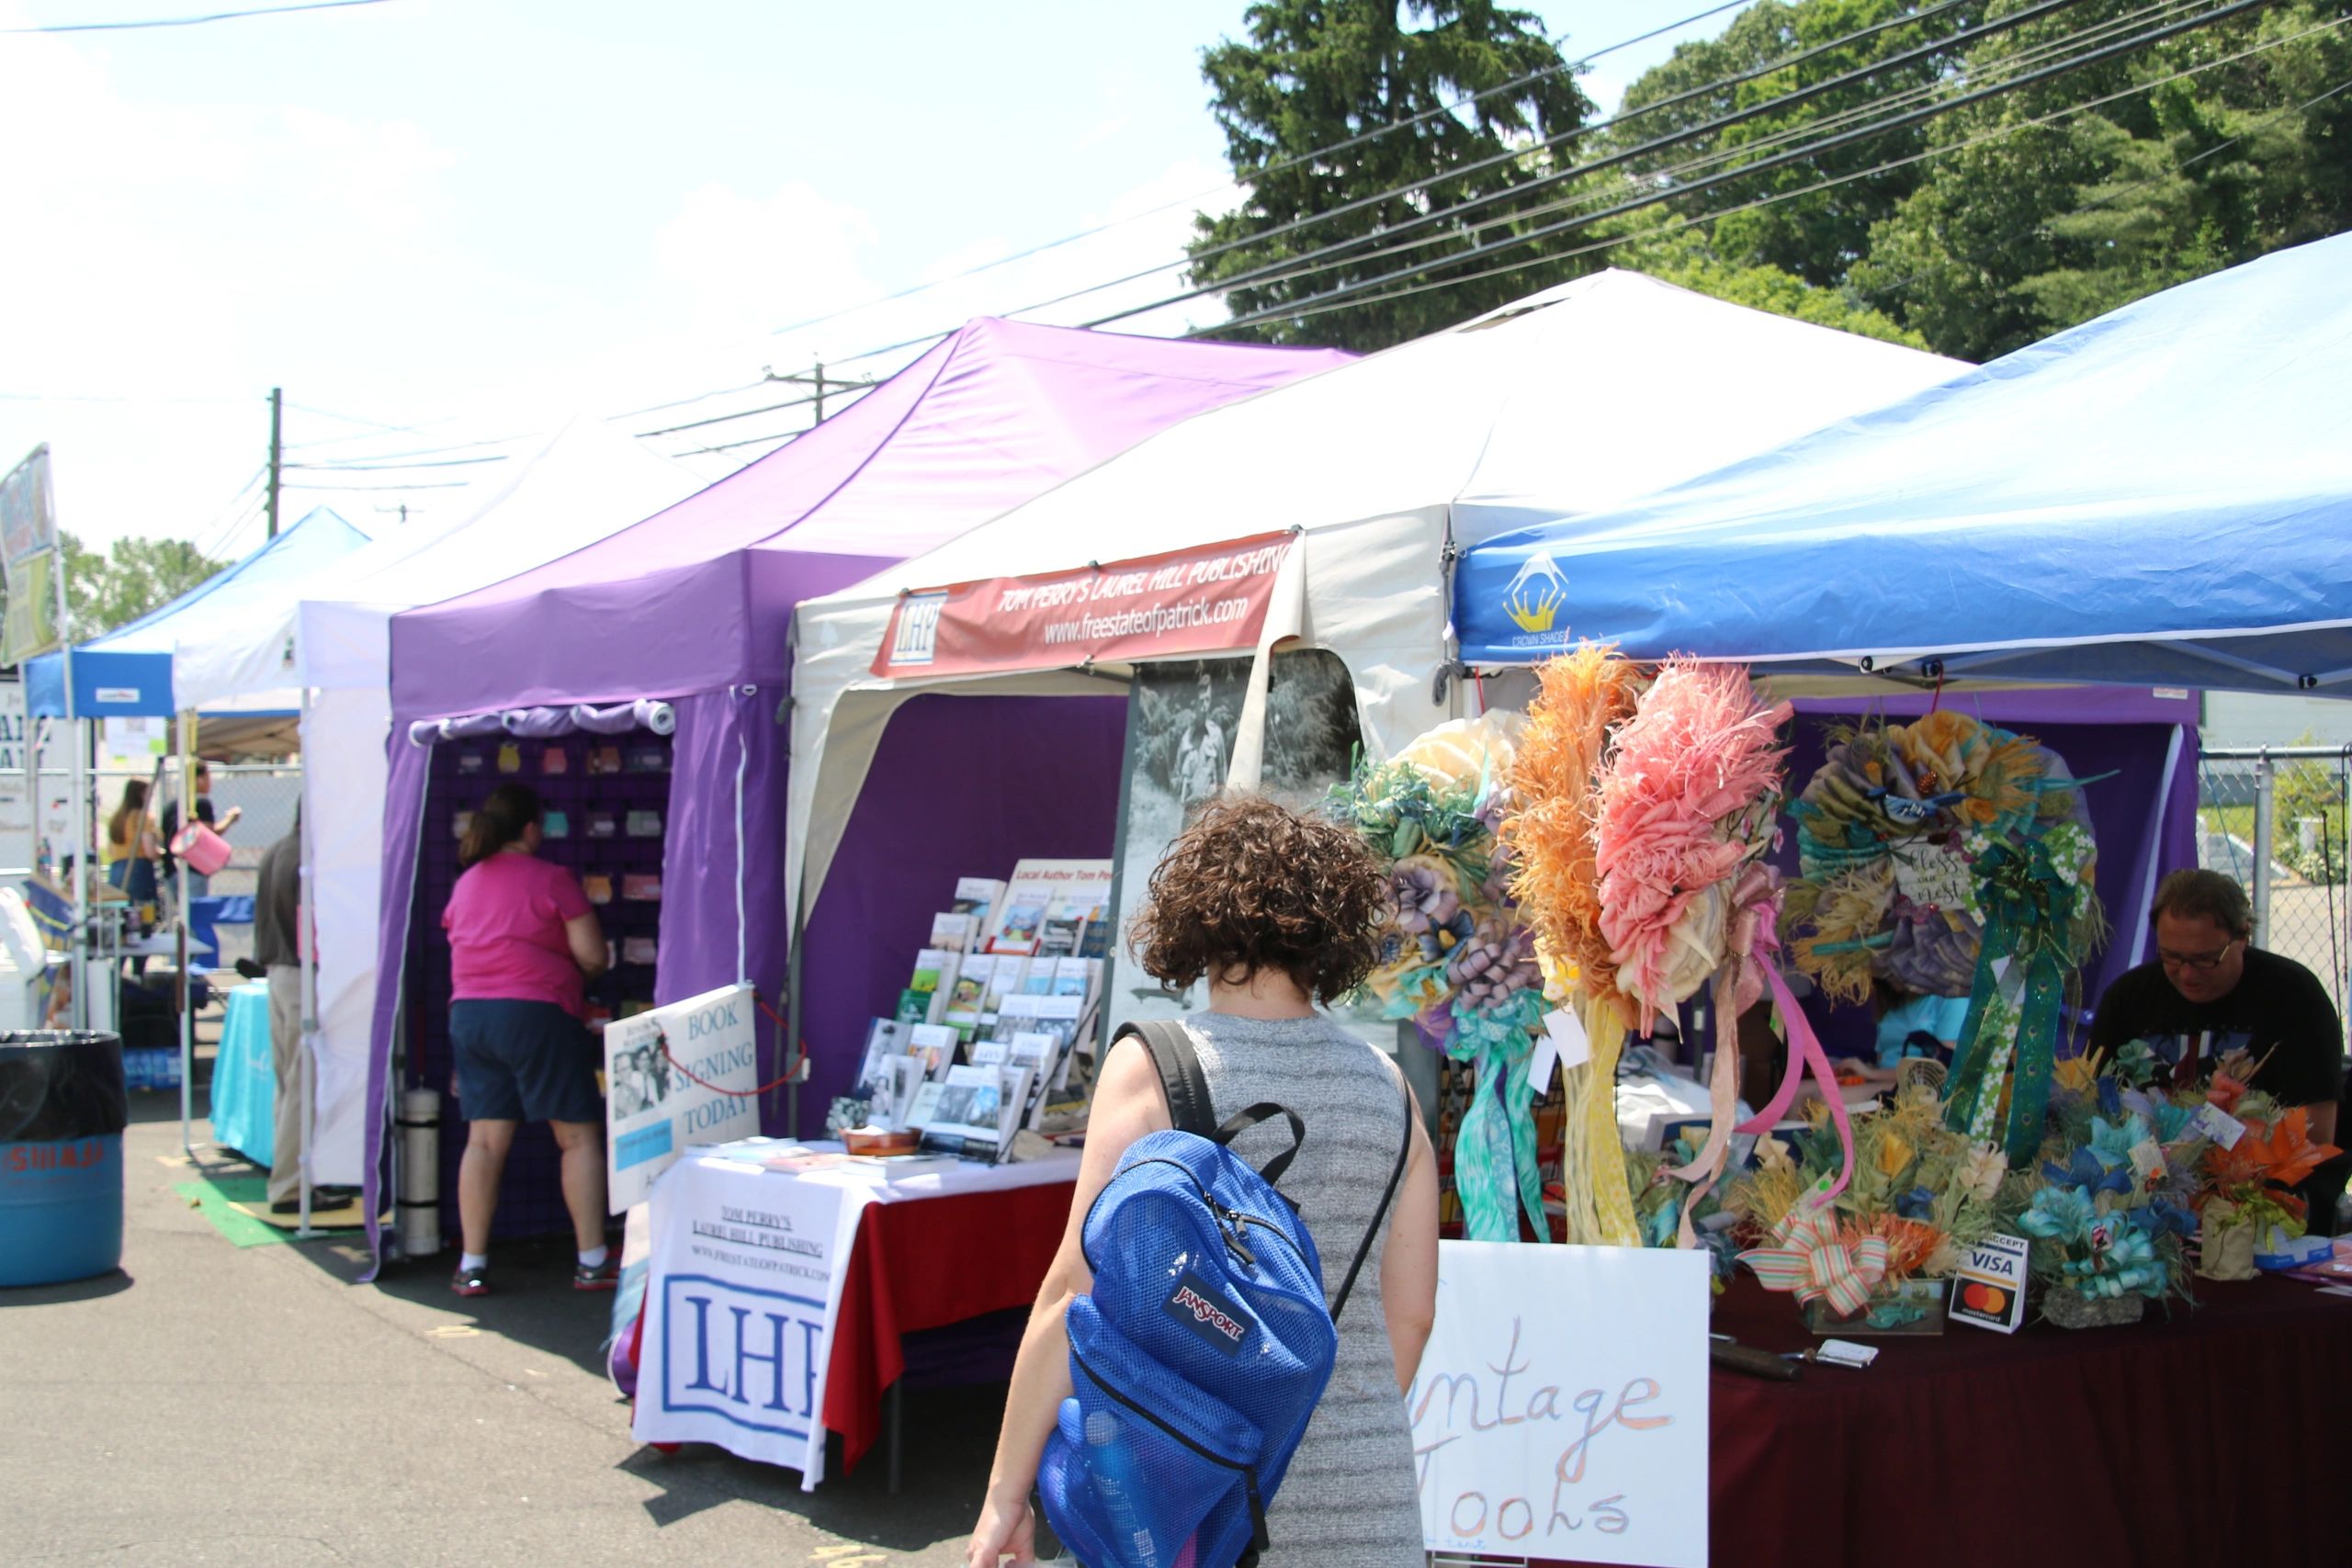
[2090,869,2346,1230]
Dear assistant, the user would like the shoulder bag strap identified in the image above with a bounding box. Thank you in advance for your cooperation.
[1331,1058,1415,1324]
[1112,1019,1216,1138]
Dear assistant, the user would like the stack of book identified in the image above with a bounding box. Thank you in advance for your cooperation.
[857,859,1112,1161]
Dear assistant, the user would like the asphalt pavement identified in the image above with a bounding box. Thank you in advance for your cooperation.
[3,1090,1007,1567]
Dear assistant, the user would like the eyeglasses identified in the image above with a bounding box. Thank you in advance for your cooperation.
[2158,938,2243,973]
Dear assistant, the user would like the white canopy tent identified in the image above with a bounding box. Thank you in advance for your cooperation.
[786,269,1969,929]
[173,419,702,1185]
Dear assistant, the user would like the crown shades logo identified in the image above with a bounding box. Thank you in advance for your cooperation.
[1501,553,1568,635]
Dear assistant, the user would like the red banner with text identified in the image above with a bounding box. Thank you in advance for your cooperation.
[871,532,1296,680]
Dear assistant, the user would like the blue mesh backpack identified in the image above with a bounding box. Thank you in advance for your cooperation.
[1037,1019,1411,1568]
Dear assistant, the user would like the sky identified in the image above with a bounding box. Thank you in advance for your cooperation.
[0,0,1739,558]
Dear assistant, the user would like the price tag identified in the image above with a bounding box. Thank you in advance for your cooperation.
[1529,1007,1591,1096]
[2192,1101,2247,1149]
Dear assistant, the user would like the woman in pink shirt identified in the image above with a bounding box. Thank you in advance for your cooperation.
[442,784,611,1298]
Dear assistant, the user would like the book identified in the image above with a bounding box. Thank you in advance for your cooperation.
[855,1018,910,1101]
[980,956,1028,1016]
[952,875,1007,930]
[1035,902,1085,959]
[844,1151,956,1179]
[968,1039,1009,1066]
[907,1022,961,1079]
[1076,901,1113,960]
[918,1063,1032,1161]
[930,911,978,953]
[900,1079,945,1131]
[906,946,956,1019]
[894,987,933,1024]
[882,1055,928,1127]
[941,959,990,1039]
[1050,956,1097,1002]
[984,859,1114,954]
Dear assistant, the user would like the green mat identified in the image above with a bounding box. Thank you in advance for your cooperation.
[174,1173,314,1248]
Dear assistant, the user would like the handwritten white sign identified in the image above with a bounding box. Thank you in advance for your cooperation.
[1412,1241,1711,1567]
[605,982,763,1212]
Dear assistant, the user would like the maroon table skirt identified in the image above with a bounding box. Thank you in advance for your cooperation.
[1697,1273,2352,1567]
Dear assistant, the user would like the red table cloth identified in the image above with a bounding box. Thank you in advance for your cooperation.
[1695,1272,2352,1567]
[822,1178,1076,1472]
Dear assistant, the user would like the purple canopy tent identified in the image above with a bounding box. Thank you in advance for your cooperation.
[365,321,1351,1253]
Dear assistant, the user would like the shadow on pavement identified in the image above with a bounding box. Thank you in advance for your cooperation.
[0,1267,136,1306]
[614,1381,1040,1551]
[357,1232,619,1379]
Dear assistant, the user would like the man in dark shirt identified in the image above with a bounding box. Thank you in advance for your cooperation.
[254,814,307,1213]
[2090,869,2346,1229]
[159,762,243,896]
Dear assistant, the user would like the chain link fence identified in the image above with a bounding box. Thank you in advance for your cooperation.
[2198,746,2352,1044]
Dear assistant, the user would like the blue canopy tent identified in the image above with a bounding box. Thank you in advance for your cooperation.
[26,506,370,719]
[1453,232,2352,689]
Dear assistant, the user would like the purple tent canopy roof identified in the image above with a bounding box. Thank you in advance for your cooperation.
[389,319,1351,717]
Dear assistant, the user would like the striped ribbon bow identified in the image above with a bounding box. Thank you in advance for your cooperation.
[1737,1191,1890,1318]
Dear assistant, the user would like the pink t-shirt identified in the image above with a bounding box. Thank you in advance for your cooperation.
[443,852,594,1017]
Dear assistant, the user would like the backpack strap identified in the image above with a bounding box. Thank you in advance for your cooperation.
[1114,1021,1308,1186]
[1331,1059,1415,1324]
[1113,1019,1214,1136]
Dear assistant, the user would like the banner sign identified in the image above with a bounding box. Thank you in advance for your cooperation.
[1412,1241,1711,1567]
[1,548,60,667]
[1,446,57,570]
[604,983,763,1213]
[872,531,1296,680]
[631,1153,863,1486]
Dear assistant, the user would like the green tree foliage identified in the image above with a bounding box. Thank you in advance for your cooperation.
[1853,0,2352,359]
[1187,0,1593,349]
[61,532,224,637]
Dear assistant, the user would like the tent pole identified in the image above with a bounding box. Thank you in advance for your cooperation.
[296,686,316,1237]
[177,713,196,1158]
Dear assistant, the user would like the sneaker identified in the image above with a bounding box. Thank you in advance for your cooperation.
[451,1263,490,1298]
[572,1256,621,1292]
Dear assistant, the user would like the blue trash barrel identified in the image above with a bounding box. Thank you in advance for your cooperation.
[0,1031,128,1288]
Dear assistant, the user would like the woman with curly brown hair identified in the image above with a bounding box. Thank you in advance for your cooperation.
[968,795,1439,1568]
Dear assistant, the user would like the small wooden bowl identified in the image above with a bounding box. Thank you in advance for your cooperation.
[843,1125,920,1156]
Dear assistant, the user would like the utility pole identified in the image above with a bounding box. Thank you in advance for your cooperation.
[765,360,870,425]
[266,386,284,539]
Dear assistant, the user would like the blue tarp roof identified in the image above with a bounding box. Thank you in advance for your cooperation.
[1454,232,2352,693]
[26,507,371,718]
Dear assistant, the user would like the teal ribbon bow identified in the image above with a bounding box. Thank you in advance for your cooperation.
[1444,991,1550,1244]
[1943,822,2096,1162]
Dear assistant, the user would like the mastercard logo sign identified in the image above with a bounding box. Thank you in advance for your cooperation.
[1960,1281,2013,1315]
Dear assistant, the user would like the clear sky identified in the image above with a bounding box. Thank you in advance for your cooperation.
[0,0,1736,556]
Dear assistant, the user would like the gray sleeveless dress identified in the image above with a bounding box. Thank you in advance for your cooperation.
[1180,1011,1425,1567]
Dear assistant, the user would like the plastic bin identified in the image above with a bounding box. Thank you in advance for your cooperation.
[0,1031,129,1288]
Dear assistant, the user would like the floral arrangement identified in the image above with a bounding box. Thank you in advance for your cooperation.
[1504,649,1856,1247]
[1782,712,2107,1162]
[1330,712,1547,1244]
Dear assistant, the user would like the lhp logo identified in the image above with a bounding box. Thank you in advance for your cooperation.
[1162,1269,1253,1355]
[1502,553,1569,634]
[889,592,948,666]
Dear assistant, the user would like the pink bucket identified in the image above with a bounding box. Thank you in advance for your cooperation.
[171,823,232,877]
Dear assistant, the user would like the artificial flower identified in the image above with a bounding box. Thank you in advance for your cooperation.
[2042,1147,2133,1198]
[2019,1184,2097,1247]
[2207,1108,2343,1191]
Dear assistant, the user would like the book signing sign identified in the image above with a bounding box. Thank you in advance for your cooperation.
[1412,1242,1711,1568]
[604,983,762,1213]
[873,531,1296,679]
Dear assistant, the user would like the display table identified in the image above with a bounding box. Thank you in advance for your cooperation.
[1702,1272,2352,1567]
[632,1147,1079,1488]
[208,981,275,1164]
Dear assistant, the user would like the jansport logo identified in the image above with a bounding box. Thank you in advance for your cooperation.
[889,592,948,666]
[1163,1269,1252,1355]
[1501,552,1568,635]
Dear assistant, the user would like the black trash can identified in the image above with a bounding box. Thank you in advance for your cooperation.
[0,1031,128,1287]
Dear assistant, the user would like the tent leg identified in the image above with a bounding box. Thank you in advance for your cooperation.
[296,688,317,1239]
[177,718,195,1160]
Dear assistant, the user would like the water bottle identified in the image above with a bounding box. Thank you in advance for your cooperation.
[1082,1408,1159,1568]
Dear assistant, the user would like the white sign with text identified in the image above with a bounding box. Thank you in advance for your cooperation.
[604,983,763,1213]
[1412,1241,1711,1568]
[630,1153,863,1486]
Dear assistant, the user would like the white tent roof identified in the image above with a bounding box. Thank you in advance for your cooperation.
[173,417,704,705]
[786,269,1969,922]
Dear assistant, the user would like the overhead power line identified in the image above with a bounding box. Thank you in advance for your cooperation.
[1201,0,2279,336]
[813,0,2026,371]
[1137,0,2205,323]
[3,0,392,33]
[285,454,509,471]
[1226,7,2346,335]
[1084,0,2098,331]
[765,0,1753,344]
